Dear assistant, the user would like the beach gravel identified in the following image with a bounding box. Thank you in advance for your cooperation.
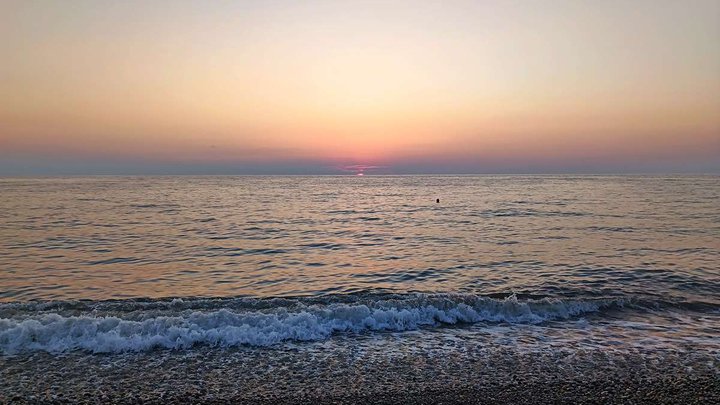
[1,341,718,404]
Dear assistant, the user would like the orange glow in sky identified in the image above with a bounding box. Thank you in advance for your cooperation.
[1,0,718,174]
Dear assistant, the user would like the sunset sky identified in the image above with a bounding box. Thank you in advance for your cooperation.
[1,0,719,174]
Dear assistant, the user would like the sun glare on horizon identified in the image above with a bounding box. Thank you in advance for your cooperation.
[0,0,718,174]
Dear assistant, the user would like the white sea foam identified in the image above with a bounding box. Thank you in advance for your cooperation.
[0,295,615,354]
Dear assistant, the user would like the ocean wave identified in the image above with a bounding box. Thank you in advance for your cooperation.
[0,294,627,354]
[3,292,717,355]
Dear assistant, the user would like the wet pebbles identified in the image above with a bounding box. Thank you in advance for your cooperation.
[2,336,717,404]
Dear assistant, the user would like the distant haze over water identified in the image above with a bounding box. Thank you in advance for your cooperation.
[2,1,719,175]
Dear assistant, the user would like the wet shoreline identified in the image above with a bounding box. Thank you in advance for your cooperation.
[2,342,717,404]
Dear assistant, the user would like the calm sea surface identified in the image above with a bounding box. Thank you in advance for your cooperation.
[0,176,718,355]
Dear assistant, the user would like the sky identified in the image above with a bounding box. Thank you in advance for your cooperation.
[1,0,719,175]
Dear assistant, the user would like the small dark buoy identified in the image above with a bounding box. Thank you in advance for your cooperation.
[436,198,440,203]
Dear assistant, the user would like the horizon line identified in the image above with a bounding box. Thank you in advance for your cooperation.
[2,172,719,178]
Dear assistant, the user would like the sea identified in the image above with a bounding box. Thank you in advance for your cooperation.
[0,176,718,400]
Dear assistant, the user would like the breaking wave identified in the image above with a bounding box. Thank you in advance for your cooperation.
[0,293,639,354]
